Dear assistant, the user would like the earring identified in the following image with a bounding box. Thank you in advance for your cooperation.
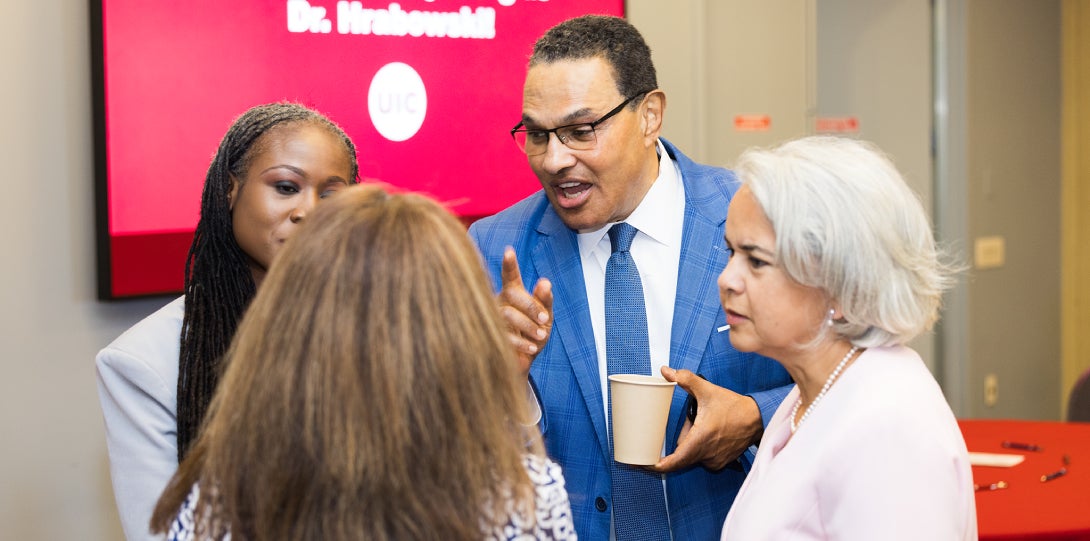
[826,308,835,327]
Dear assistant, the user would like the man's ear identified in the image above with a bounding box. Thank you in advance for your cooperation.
[641,89,666,144]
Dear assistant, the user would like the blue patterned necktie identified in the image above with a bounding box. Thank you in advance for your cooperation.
[605,222,671,541]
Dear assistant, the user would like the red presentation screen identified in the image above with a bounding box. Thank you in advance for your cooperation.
[91,0,625,299]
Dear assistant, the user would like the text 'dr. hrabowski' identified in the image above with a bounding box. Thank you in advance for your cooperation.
[287,1,498,39]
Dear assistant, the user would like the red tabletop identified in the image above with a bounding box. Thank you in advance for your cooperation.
[960,419,1090,540]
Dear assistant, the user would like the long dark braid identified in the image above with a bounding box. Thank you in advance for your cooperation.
[176,102,359,461]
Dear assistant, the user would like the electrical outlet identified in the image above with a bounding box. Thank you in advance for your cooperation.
[984,374,999,407]
[974,236,1006,269]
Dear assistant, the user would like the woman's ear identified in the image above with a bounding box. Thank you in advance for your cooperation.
[227,175,239,211]
[828,302,845,322]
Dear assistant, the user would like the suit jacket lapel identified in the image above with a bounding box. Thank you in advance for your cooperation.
[665,150,733,445]
[669,151,731,376]
[532,209,611,459]
[671,198,729,375]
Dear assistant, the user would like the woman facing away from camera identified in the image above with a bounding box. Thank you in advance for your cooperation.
[150,184,577,540]
[95,102,359,540]
[688,136,976,540]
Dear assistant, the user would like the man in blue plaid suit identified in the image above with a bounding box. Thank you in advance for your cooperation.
[469,15,793,540]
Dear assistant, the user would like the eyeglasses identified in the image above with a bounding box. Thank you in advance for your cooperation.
[510,91,651,156]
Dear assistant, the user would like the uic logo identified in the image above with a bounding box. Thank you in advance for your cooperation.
[368,62,427,142]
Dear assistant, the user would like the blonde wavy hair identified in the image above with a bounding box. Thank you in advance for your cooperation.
[152,184,542,540]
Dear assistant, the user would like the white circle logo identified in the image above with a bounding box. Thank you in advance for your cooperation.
[368,62,427,142]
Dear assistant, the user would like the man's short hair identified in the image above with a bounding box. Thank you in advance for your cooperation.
[530,15,658,102]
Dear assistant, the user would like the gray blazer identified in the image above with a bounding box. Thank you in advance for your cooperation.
[95,296,183,541]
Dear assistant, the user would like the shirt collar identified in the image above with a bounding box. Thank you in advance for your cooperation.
[579,139,682,252]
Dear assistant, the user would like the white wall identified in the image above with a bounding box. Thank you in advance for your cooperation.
[631,1,938,374]
[0,1,166,538]
[961,0,1061,419]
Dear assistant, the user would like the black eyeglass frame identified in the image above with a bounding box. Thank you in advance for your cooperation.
[509,90,654,155]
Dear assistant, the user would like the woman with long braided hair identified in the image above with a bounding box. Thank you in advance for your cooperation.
[96,102,359,541]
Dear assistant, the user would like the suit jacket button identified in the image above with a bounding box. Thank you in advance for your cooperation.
[595,497,608,512]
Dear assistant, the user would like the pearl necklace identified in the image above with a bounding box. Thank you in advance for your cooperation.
[790,345,859,434]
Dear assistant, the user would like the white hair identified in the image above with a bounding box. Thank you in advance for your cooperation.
[734,136,958,347]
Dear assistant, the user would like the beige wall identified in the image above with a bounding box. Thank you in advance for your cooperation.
[962,0,1061,419]
[1,2,167,539]
[1062,0,1090,417]
[634,0,1066,421]
[629,1,815,176]
[632,1,938,371]
[627,1,705,156]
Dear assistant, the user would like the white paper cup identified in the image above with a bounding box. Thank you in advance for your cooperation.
[608,374,677,465]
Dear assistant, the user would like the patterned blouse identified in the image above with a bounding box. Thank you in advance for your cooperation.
[167,454,576,540]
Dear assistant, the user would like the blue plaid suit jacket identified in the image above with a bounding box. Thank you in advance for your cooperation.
[469,139,792,540]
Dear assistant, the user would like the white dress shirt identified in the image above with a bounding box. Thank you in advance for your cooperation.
[575,141,685,541]
[578,140,685,430]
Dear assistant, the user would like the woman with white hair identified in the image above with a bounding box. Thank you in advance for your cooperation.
[670,136,976,540]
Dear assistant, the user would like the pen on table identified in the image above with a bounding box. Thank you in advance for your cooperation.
[1041,468,1067,482]
[1001,441,1043,452]
[974,481,1008,492]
